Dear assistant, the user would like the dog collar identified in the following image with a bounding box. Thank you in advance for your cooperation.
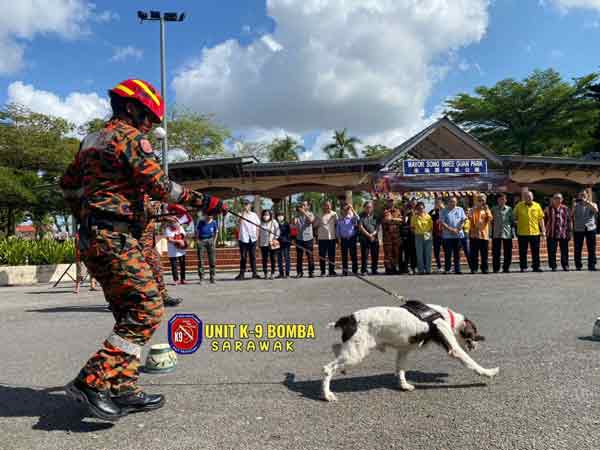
[447,308,455,331]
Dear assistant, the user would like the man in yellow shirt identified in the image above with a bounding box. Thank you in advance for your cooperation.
[468,194,493,274]
[514,191,546,272]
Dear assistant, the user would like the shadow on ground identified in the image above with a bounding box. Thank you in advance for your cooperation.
[282,371,486,400]
[0,384,114,432]
[26,305,110,314]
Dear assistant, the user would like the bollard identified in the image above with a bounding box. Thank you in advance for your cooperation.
[142,343,177,373]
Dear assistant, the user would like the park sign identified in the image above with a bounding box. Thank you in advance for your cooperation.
[403,159,488,176]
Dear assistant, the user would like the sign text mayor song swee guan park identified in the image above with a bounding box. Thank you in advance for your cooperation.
[403,159,488,176]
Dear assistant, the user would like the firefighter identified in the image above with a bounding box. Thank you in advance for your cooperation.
[141,198,182,307]
[60,78,226,421]
[382,198,403,274]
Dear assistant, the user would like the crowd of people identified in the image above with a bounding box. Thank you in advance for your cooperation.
[223,189,599,280]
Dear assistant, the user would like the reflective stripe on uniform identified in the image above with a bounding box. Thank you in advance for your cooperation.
[106,333,142,359]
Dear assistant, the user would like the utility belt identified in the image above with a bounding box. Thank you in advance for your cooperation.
[83,214,143,240]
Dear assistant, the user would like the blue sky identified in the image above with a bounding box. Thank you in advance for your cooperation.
[1,0,599,158]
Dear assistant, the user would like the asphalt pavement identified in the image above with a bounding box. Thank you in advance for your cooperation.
[1,271,600,450]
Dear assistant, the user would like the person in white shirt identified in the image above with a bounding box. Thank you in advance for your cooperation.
[164,219,188,285]
[235,199,261,280]
[258,209,280,279]
[314,201,338,276]
[293,201,316,278]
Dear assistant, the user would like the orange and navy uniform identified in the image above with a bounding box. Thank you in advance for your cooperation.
[59,118,191,395]
[60,118,188,222]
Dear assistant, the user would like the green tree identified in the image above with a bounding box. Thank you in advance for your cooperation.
[587,83,600,153]
[232,141,269,162]
[80,110,231,162]
[323,129,361,159]
[363,144,393,159]
[78,118,105,135]
[445,69,600,156]
[0,104,77,236]
[162,109,230,160]
[268,136,304,161]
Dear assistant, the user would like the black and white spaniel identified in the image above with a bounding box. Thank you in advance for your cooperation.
[322,300,499,402]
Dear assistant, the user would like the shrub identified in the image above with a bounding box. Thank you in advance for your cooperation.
[0,238,76,266]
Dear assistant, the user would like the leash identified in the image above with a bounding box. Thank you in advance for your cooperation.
[153,194,406,301]
[227,210,405,301]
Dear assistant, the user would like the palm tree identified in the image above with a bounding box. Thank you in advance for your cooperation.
[268,136,304,161]
[322,129,361,159]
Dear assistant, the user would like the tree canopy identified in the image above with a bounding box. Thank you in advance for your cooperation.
[445,69,600,156]
[160,109,230,160]
[0,104,78,235]
[323,129,361,159]
[363,144,393,159]
[268,136,304,161]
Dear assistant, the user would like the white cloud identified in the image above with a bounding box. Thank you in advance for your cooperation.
[110,45,144,62]
[304,130,334,161]
[0,0,94,75]
[549,0,600,10]
[7,81,110,126]
[173,0,489,148]
[260,35,283,52]
[226,127,306,159]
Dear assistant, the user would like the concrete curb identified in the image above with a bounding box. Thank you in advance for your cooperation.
[0,264,75,286]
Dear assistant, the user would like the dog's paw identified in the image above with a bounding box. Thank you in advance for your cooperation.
[483,367,500,378]
[322,391,338,402]
[399,383,415,392]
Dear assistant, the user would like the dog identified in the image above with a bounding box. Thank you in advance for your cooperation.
[321,300,499,402]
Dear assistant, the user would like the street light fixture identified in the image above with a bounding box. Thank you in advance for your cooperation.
[137,10,186,177]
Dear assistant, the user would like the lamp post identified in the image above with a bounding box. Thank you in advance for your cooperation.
[137,10,186,177]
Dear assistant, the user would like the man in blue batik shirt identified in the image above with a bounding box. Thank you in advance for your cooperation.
[440,196,466,274]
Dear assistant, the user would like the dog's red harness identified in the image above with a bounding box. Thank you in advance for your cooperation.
[447,308,456,331]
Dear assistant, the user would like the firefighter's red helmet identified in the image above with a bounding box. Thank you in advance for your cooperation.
[109,79,164,123]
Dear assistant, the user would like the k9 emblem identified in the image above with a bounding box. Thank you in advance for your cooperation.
[168,313,202,354]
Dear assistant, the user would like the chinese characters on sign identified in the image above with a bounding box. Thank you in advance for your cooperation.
[403,159,488,176]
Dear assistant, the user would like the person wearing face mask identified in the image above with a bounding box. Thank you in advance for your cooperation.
[276,212,291,278]
[258,210,280,279]
[314,201,338,277]
[293,201,316,278]
[235,199,261,280]
[336,203,359,276]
